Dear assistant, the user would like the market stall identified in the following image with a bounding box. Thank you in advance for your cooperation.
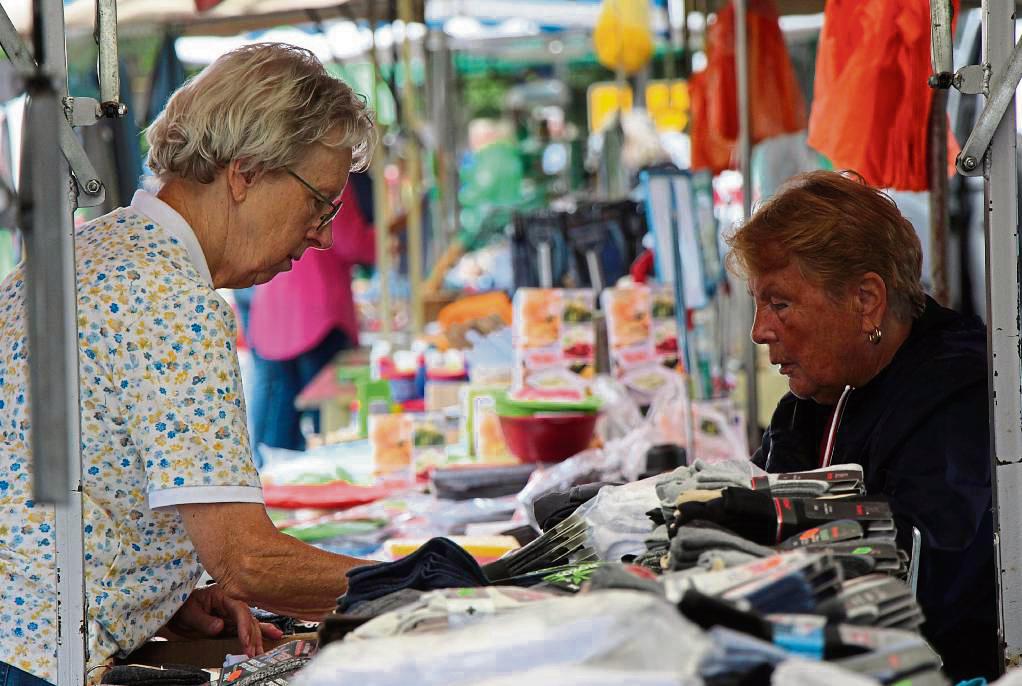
[5,0,1022,684]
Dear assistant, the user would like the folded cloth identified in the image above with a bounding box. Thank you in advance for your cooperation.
[585,563,666,596]
[669,522,775,570]
[344,588,426,618]
[431,463,538,500]
[759,481,830,498]
[533,482,617,531]
[338,538,490,612]
[675,489,724,506]
[674,489,893,546]
[101,665,209,685]
[751,464,865,497]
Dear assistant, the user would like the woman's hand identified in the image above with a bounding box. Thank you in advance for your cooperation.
[157,584,284,657]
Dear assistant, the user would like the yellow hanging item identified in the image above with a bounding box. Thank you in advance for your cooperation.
[594,0,655,75]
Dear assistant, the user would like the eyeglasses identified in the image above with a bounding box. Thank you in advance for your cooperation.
[285,166,343,232]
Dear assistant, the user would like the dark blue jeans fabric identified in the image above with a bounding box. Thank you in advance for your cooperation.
[247,327,350,467]
[0,662,53,686]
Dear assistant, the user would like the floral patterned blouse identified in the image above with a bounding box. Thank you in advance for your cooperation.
[0,191,262,682]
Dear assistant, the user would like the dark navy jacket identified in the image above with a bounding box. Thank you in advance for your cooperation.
[753,296,997,680]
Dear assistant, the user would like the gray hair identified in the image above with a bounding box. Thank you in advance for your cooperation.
[146,42,374,186]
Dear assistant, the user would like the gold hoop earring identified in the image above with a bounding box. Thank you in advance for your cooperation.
[868,326,883,345]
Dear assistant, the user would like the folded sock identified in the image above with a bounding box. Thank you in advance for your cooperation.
[339,537,489,611]
[670,524,775,570]
[765,481,830,498]
[674,489,893,546]
[675,489,725,505]
[586,563,666,596]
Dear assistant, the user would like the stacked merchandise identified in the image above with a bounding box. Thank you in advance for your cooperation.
[288,452,947,685]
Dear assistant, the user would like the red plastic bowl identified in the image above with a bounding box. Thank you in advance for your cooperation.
[498,413,599,464]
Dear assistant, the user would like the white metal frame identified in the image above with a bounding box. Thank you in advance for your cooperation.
[979,0,1022,669]
[0,1,123,682]
[23,1,87,683]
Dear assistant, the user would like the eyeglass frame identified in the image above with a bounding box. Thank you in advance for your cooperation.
[285,166,344,232]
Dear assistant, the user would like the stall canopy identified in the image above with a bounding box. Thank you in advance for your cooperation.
[10,0,423,36]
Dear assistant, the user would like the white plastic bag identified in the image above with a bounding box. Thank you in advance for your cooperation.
[291,591,711,686]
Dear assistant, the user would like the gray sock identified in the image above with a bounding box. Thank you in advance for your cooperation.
[669,525,774,570]
[768,480,830,497]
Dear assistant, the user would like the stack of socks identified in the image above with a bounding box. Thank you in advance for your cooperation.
[823,574,926,630]
[672,488,895,547]
[338,537,490,612]
[668,520,774,571]
[750,464,865,498]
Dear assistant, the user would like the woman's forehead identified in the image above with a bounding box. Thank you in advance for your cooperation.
[749,262,808,294]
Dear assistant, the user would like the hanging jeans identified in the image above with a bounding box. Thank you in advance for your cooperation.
[248,327,351,467]
[0,662,52,686]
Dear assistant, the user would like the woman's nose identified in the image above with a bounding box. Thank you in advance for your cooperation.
[308,222,334,250]
[751,308,776,344]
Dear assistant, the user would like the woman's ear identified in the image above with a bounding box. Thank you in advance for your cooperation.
[225,159,258,202]
[857,272,888,332]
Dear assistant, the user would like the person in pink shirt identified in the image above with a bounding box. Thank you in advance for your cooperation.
[245,172,375,462]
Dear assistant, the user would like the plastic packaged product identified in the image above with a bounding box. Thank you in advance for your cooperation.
[574,475,664,561]
[602,285,679,403]
[369,414,414,481]
[411,413,450,472]
[512,288,595,402]
[290,591,711,686]
[347,586,555,640]
[650,284,682,372]
[460,385,513,462]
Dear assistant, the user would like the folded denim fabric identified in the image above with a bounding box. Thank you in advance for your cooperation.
[338,537,490,611]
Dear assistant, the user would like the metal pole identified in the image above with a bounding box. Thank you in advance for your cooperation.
[425,28,448,259]
[928,87,950,305]
[368,19,392,342]
[23,0,86,682]
[735,0,759,448]
[982,0,1022,670]
[399,0,423,335]
[96,0,119,110]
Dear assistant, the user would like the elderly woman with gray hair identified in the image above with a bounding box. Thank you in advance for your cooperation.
[0,43,374,685]
[728,170,996,680]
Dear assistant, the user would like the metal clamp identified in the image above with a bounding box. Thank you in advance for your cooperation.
[0,4,108,206]
[956,39,1022,176]
[63,96,102,127]
[930,0,1022,175]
